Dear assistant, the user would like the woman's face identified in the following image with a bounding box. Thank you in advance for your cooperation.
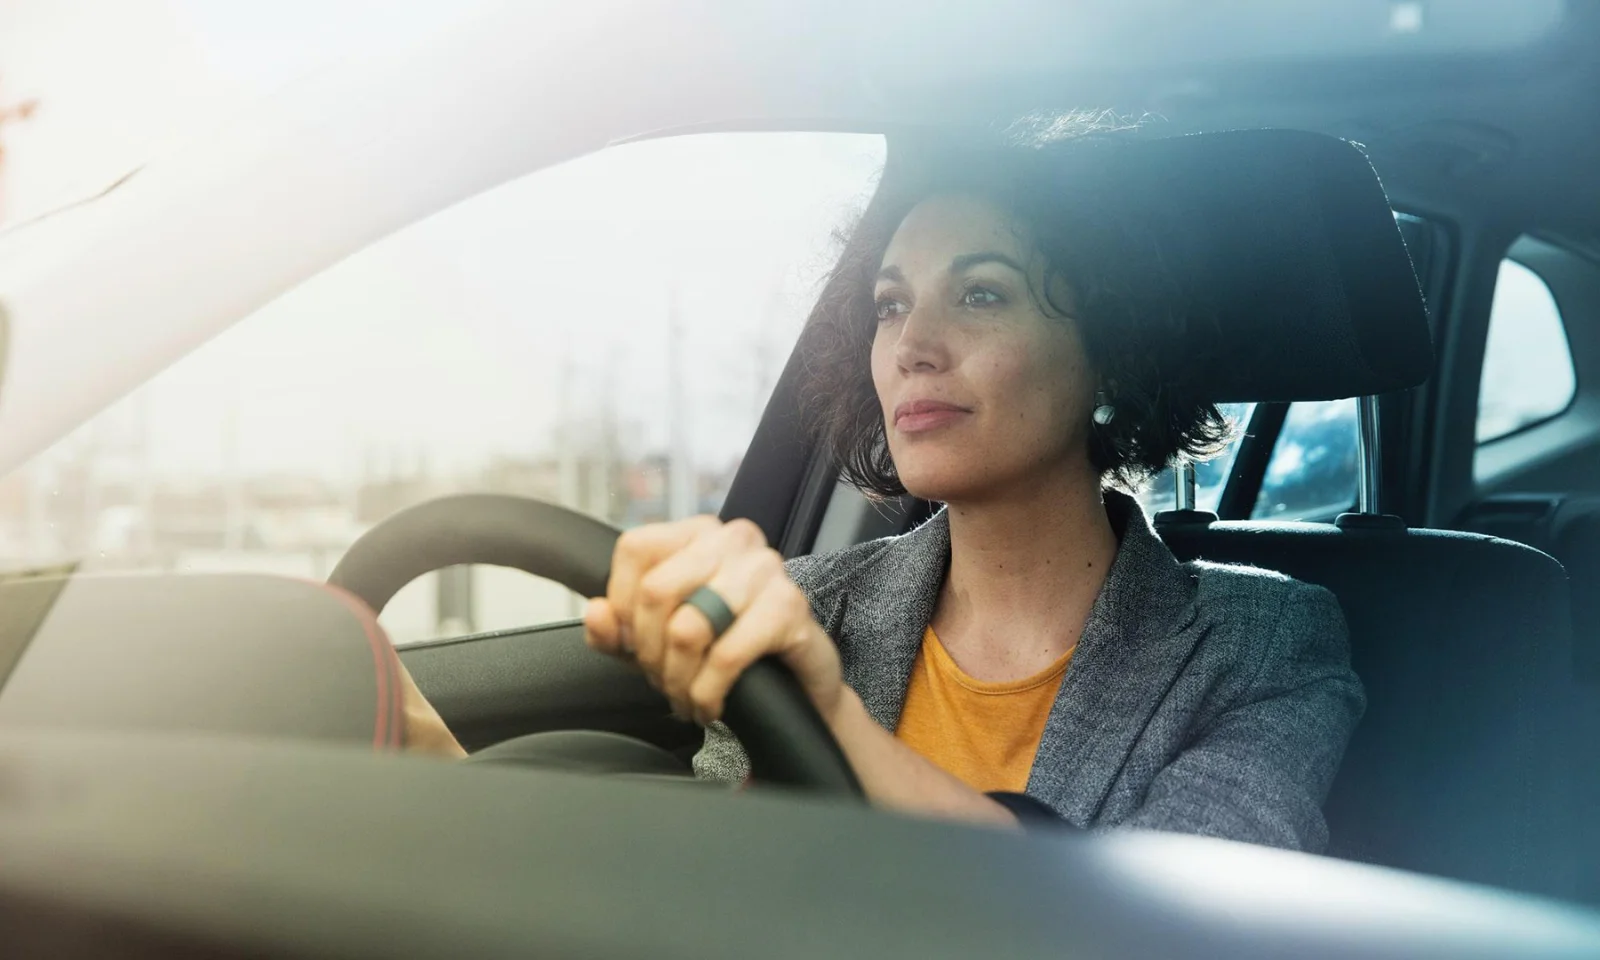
[871,194,1098,504]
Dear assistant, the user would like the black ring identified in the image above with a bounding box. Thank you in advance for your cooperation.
[682,585,737,640]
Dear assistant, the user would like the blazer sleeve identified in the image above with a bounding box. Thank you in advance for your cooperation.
[1118,582,1365,852]
[692,719,751,784]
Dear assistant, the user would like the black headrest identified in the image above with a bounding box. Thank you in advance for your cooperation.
[879,128,1433,403]
[0,573,402,747]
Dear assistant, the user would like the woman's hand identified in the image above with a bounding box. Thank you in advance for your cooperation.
[584,515,1019,829]
[583,516,845,727]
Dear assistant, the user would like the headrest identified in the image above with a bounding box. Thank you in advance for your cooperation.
[0,573,402,748]
[879,128,1434,403]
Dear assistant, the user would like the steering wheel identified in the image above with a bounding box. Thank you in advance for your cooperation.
[327,494,863,797]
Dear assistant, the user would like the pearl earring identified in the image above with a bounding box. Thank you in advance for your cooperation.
[1092,392,1116,426]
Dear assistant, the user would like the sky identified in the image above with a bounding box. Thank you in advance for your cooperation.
[128,131,884,481]
[0,1,886,485]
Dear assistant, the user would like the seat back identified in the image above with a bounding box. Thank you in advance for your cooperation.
[1457,493,1600,683]
[0,573,403,749]
[1160,519,1600,906]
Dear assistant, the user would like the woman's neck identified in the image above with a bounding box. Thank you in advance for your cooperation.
[931,465,1120,680]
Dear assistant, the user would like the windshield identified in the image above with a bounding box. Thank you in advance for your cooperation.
[1,132,884,643]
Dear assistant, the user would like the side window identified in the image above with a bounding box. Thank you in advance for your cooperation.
[1476,259,1575,444]
[6,133,886,644]
[1252,399,1358,520]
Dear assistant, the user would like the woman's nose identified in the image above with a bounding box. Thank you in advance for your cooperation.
[893,302,952,373]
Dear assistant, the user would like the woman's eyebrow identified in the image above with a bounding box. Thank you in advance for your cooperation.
[949,251,1026,275]
[874,265,906,285]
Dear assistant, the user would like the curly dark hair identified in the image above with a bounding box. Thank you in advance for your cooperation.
[797,114,1235,498]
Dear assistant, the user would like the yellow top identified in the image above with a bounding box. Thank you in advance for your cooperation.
[894,627,1074,793]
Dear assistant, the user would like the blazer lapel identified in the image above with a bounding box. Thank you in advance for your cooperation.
[825,511,951,732]
[1025,493,1201,823]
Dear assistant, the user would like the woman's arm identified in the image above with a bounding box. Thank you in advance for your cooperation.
[825,687,1018,826]
[396,655,467,758]
[1119,583,1364,852]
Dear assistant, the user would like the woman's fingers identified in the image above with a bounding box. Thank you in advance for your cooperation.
[594,515,835,726]
[631,519,763,676]
[583,597,625,656]
[606,516,721,632]
[657,541,784,716]
[686,576,817,726]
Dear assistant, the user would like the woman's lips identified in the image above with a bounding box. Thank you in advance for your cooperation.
[894,399,972,434]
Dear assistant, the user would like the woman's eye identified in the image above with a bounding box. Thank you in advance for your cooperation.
[875,297,908,321]
[962,286,1003,308]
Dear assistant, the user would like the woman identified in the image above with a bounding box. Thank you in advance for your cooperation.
[583,122,1363,850]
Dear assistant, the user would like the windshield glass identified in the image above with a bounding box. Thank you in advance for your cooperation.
[2,132,885,643]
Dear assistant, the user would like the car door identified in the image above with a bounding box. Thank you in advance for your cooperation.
[1451,238,1600,683]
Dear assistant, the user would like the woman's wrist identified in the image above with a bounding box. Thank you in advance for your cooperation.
[819,685,888,794]
[822,684,870,741]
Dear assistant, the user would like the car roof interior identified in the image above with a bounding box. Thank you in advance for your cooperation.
[863,2,1598,244]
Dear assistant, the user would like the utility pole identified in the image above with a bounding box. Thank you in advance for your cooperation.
[594,342,621,524]
[557,352,580,512]
[556,351,583,618]
[0,77,39,224]
[666,282,696,520]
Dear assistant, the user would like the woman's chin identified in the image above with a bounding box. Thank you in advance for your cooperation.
[897,468,991,505]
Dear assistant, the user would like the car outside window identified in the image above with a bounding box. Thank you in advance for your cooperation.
[2,133,886,644]
[1475,258,1575,444]
[1251,399,1358,520]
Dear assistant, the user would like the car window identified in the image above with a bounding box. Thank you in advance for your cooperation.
[1136,403,1254,514]
[1476,258,1575,444]
[4,133,886,644]
[1251,399,1358,520]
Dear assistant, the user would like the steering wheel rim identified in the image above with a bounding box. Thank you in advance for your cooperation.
[328,494,864,797]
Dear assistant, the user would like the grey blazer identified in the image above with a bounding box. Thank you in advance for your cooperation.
[694,492,1364,853]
